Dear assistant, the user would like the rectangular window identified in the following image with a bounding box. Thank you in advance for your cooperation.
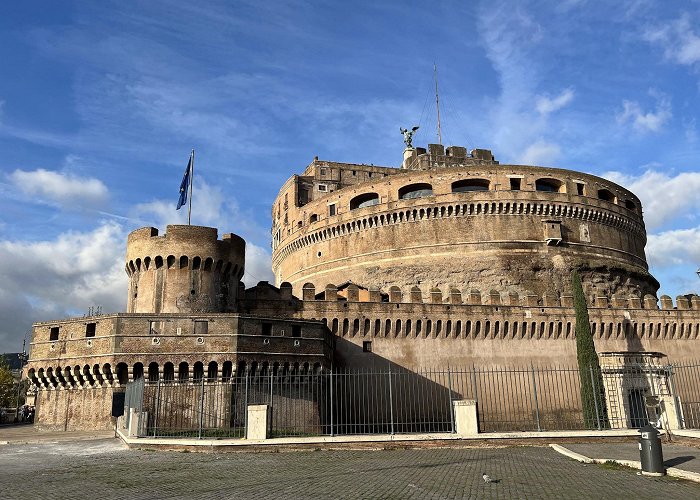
[318,184,327,192]
[510,178,521,190]
[363,341,372,353]
[292,325,301,338]
[85,323,96,338]
[50,327,59,341]
[320,168,327,175]
[262,323,272,336]
[329,204,336,216]
[194,320,208,335]
[352,170,356,176]
[576,182,585,196]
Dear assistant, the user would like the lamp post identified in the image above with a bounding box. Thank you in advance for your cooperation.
[696,268,700,279]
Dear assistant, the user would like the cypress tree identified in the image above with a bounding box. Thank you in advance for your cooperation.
[572,270,608,429]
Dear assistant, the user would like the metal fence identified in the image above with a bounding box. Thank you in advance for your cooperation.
[122,361,700,439]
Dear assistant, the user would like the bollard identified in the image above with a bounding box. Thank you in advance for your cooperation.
[639,424,665,476]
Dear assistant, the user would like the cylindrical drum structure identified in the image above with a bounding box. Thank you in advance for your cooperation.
[125,225,245,313]
[271,148,659,300]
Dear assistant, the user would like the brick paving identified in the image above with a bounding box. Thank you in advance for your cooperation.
[0,438,698,499]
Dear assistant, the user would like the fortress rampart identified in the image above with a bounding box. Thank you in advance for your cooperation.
[271,151,656,299]
[126,225,245,314]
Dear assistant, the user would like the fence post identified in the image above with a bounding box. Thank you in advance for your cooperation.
[388,365,395,435]
[329,368,335,437]
[269,372,274,437]
[530,364,541,432]
[244,371,250,439]
[153,379,160,438]
[197,376,206,439]
[666,364,683,430]
[471,365,478,403]
[447,367,455,433]
[589,364,601,431]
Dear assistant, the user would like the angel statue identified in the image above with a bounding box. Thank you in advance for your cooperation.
[400,126,419,148]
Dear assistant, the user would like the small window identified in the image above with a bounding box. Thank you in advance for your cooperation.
[318,184,327,192]
[292,325,301,338]
[576,182,585,196]
[368,172,372,178]
[85,323,96,338]
[352,170,356,176]
[399,183,433,199]
[535,178,563,192]
[50,326,59,341]
[262,323,272,336]
[363,341,372,353]
[310,214,318,223]
[509,178,521,190]
[625,200,637,211]
[329,204,336,216]
[452,179,490,192]
[194,320,208,335]
[350,192,380,210]
[598,188,614,202]
[320,168,327,175]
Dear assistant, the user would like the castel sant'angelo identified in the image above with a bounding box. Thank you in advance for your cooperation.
[25,139,700,430]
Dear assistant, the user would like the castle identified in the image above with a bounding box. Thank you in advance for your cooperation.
[25,143,700,430]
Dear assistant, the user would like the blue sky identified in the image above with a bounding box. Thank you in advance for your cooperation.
[1,0,700,351]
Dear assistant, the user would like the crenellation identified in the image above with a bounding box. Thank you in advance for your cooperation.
[660,295,674,310]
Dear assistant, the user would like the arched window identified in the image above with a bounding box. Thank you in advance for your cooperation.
[350,192,380,210]
[624,200,637,211]
[598,189,615,202]
[192,256,201,270]
[155,256,164,269]
[180,256,189,269]
[452,179,489,192]
[398,183,433,200]
[310,214,318,223]
[535,178,563,193]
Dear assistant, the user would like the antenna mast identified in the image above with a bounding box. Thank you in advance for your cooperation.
[434,63,443,145]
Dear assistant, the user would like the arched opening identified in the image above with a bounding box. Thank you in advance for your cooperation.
[155,256,164,269]
[116,363,128,384]
[624,199,637,211]
[310,213,318,223]
[167,255,175,269]
[535,178,563,193]
[133,362,144,380]
[207,361,218,382]
[350,192,380,210]
[192,256,201,270]
[148,362,159,381]
[193,362,204,382]
[398,183,433,200]
[178,362,189,382]
[452,179,489,192]
[179,255,189,269]
[203,257,213,271]
[598,188,615,202]
[222,361,233,381]
[163,362,175,381]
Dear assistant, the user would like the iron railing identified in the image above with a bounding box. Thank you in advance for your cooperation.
[122,361,700,439]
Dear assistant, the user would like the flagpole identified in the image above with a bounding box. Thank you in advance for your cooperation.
[188,149,194,225]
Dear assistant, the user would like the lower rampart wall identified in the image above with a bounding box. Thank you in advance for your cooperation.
[34,386,118,431]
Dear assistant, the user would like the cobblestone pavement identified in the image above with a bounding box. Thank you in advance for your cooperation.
[1,439,698,499]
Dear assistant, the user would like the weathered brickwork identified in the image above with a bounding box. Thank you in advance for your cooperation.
[271,146,656,299]
[26,145,700,431]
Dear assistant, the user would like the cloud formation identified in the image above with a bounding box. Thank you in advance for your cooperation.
[9,169,109,208]
[616,92,672,133]
[536,88,574,115]
[646,226,700,269]
[519,140,561,165]
[643,13,700,66]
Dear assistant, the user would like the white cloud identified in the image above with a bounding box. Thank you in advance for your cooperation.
[616,92,671,133]
[0,222,127,351]
[603,169,700,231]
[519,140,561,165]
[9,169,109,208]
[535,88,574,115]
[643,13,700,66]
[646,227,700,270]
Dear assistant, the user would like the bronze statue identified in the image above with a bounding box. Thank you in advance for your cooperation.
[400,126,419,148]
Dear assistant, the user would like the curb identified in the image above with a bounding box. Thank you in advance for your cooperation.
[549,444,700,483]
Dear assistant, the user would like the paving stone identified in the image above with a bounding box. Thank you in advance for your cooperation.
[0,439,697,499]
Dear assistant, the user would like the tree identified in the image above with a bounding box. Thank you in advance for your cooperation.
[0,359,16,408]
[572,270,609,429]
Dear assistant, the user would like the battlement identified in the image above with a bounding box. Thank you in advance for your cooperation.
[292,282,700,311]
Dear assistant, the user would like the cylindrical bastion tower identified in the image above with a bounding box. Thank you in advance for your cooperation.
[125,225,245,313]
[271,145,659,300]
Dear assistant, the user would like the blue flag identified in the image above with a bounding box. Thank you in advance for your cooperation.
[176,155,192,210]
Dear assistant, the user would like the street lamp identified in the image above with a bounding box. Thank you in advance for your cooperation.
[697,267,700,279]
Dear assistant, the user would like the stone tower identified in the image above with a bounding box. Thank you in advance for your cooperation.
[125,225,245,313]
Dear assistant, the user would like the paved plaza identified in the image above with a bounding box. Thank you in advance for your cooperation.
[1,437,699,499]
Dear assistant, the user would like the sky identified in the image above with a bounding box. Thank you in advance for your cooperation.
[1,0,700,352]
